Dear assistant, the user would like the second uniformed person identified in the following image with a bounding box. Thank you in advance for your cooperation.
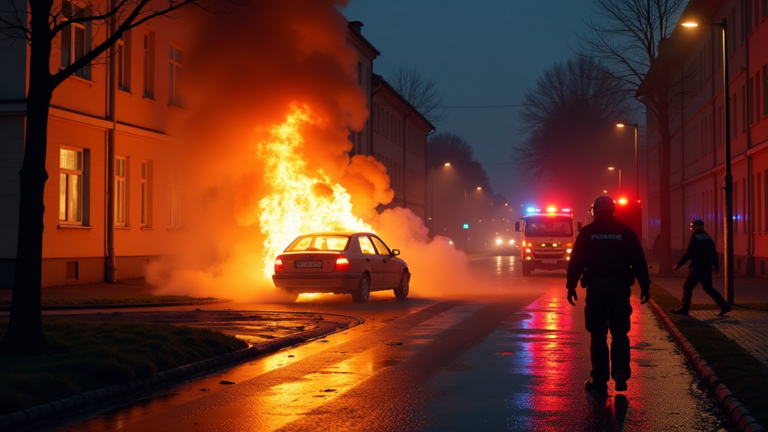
[567,196,651,394]
[671,219,731,317]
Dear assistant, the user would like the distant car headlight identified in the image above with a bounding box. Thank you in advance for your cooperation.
[509,240,514,245]
[496,238,502,245]
[567,248,572,253]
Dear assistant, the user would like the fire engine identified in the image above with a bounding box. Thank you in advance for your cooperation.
[515,206,582,276]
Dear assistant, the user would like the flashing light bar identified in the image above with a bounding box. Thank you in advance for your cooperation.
[526,205,572,214]
[617,198,628,205]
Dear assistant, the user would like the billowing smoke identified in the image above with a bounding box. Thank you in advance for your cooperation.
[147,0,474,301]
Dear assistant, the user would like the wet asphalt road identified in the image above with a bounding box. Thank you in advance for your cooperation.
[46,255,729,432]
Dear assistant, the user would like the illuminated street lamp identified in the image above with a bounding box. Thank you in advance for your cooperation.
[682,18,733,304]
[608,167,622,195]
[616,122,639,200]
[429,162,452,230]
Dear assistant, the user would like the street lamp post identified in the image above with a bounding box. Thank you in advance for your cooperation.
[608,167,622,195]
[463,186,482,251]
[682,18,733,304]
[429,162,450,231]
[616,122,640,200]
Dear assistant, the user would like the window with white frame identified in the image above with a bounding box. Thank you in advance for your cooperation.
[168,167,181,227]
[117,31,131,91]
[168,45,182,106]
[116,156,127,226]
[60,1,91,79]
[59,148,84,223]
[143,33,155,99]
[141,160,152,226]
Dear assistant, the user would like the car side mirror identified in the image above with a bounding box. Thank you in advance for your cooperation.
[514,221,520,232]
[391,249,401,256]
[577,222,583,231]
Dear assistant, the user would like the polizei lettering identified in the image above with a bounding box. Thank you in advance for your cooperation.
[591,234,622,240]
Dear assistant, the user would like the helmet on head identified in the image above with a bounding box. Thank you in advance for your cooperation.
[691,219,705,228]
[590,196,615,217]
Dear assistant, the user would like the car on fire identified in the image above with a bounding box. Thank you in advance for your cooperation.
[271,231,410,304]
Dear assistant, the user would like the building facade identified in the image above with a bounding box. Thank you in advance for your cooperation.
[371,74,435,220]
[642,0,768,277]
[0,1,198,287]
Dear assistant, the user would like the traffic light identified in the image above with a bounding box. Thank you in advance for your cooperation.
[463,223,470,230]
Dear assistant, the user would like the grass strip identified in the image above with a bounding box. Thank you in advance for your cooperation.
[649,282,768,427]
[0,320,247,415]
[0,295,219,307]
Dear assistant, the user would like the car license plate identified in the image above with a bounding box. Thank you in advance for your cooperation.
[295,261,323,268]
[541,259,558,264]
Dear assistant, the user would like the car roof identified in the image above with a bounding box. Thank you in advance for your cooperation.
[295,231,376,237]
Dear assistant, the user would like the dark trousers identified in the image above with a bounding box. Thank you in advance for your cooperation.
[584,280,633,383]
[679,269,727,311]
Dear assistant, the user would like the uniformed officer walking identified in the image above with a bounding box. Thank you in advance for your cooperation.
[566,196,651,394]
[671,219,731,317]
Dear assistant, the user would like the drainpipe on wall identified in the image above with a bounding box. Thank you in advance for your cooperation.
[106,0,117,283]
[745,0,754,276]
[402,110,412,210]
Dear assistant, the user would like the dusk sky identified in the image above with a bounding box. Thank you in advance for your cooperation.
[342,0,595,206]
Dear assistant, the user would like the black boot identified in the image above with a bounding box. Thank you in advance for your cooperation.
[585,380,608,394]
[671,308,689,316]
[717,304,732,317]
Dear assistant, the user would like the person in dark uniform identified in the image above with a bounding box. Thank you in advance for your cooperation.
[566,196,651,394]
[671,219,731,317]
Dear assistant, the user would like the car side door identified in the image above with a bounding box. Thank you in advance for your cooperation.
[358,235,384,289]
[371,236,400,287]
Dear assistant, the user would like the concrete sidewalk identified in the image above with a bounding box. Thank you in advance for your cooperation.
[653,276,768,368]
[0,278,157,302]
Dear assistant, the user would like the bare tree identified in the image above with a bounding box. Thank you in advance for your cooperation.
[388,64,447,124]
[515,55,632,208]
[0,0,226,354]
[581,0,689,275]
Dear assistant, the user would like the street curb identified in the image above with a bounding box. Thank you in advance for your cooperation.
[0,299,231,312]
[0,313,363,432]
[648,299,766,432]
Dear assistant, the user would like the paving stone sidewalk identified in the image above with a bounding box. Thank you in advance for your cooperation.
[653,276,768,369]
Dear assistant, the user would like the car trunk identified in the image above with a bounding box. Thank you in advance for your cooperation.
[280,252,339,274]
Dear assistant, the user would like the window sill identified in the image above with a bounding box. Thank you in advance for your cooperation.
[166,227,186,231]
[58,224,93,229]
[140,226,153,230]
[116,226,131,230]
[142,95,155,102]
[167,103,187,112]
[118,89,132,96]
[62,72,95,86]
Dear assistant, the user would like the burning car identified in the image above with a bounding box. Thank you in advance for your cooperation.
[272,232,410,304]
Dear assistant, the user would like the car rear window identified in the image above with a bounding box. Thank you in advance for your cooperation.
[285,235,349,252]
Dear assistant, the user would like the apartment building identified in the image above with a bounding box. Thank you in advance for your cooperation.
[371,74,435,220]
[642,0,768,277]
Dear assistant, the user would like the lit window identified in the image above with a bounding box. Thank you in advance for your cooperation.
[59,148,84,223]
[168,45,183,106]
[116,156,127,226]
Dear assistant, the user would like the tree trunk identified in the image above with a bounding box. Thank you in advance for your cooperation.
[0,5,54,354]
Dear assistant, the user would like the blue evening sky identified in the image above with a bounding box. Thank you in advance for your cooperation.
[342,0,595,204]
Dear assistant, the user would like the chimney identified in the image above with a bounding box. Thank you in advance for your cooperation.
[349,21,364,33]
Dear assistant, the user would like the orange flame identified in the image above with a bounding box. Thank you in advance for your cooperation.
[257,104,372,278]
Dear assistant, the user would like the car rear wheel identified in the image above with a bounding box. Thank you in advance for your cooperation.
[352,274,371,304]
[394,271,410,300]
[277,289,299,303]
[522,262,532,276]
